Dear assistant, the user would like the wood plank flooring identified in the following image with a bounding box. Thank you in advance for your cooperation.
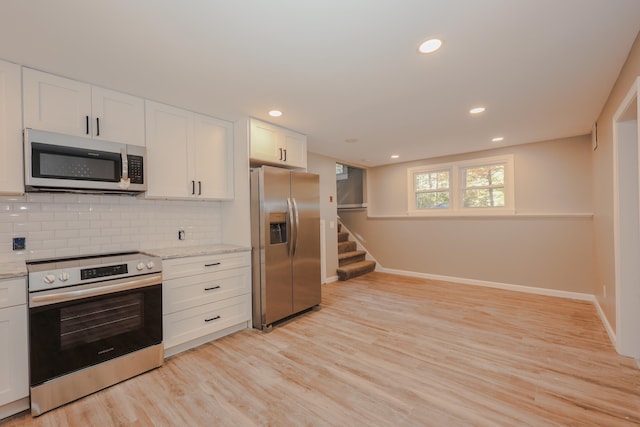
[3,272,640,426]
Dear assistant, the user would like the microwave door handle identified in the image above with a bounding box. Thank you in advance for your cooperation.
[121,148,129,181]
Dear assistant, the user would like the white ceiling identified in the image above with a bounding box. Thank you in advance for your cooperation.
[1,0,639,167]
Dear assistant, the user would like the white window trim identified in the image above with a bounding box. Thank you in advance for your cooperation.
[407,154,514,216]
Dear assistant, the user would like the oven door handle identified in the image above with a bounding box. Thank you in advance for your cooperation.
[29,273,162,308]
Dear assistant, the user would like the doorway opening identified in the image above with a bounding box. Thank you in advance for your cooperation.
[613,76,640,358]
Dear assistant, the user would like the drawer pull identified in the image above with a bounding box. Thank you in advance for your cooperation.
[204,262,221,267]
[205,315,221,323]
[204,285,221,291]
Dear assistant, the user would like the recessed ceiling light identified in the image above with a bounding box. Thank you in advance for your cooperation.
[492,137,505,142]
[269,110,283,117]
[418,38,443,54]
[391,154,400,159]
[469,106,486,114]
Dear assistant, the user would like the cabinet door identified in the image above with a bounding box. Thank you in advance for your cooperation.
[193,113,234,199]
[0,60,23,195]
[282,129,307,168]
[145,101,192,198]
[250,119,281,164]
[91,86,145,146]
[0,305,29,406]
[23,68,92,136]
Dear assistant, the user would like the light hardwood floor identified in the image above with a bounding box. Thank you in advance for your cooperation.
[4,272,640,426]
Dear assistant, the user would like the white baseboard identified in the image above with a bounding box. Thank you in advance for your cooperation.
[324,275,339,284]
[378,267,594,301]
[592,296,617,348]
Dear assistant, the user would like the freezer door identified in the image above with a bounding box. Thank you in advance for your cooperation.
[291,171,321,312]
[252,167,294,326]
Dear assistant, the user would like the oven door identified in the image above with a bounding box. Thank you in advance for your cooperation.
[29,275,162,387]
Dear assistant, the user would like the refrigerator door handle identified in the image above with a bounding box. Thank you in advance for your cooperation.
[292,197,300,257]
[287,197,296,258]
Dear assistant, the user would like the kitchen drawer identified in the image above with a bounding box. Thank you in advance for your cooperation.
[0,277,26,309]
[163,267,250,314]
[163,294,251,350]
[163,252,250,280]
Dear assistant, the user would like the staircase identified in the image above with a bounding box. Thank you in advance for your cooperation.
[336,222,376,281]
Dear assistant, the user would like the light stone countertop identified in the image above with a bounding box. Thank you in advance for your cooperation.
[0,261,27,279]
[143,244,251,260]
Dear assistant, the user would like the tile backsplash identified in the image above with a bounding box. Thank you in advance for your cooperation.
[0,193,222,261]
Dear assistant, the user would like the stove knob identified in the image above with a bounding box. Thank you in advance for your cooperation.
[43,274,56,284]
[146,261,155,270]
[136,262,145,271]
[59,271,70,282]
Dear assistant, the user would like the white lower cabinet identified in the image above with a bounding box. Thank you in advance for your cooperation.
[162,252,251,357]
[0,277,29,421]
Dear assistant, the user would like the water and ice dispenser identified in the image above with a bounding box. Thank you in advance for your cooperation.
[269,212,287,244]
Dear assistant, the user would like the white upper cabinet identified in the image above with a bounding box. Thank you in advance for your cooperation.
[192,113,234,199]
[249,118,307,168]
[0,60,23,195]
[23,68,145,146]
[145,101,234,200]
[90,86,145,146]
[145,101,191,199]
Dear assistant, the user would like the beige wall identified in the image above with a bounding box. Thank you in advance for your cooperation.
[341,135,595,294]
[307,152,339,282]
[592,31,640,331]
[369,135,592,216]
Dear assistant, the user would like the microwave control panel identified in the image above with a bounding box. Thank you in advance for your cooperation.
[128,155,144,184]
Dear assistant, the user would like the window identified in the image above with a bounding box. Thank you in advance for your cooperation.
[336,163,348,181]
[413,169,450,209]
[461,164,505,208]
[407,155,514,215]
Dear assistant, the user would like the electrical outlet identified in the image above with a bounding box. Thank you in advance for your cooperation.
[13,237,26,251]
[178,230,185,240]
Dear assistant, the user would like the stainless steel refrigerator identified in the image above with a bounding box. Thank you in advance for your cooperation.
[250,166,321,330]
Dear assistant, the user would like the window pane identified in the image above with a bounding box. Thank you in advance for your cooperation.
[415,173,429,191]
[437,171,449,188]
[491,188,505,206]
[416,191,449,209]
[465,167,490,187]
[463,188,505,207]
[490,166,504,185]
[464,165,505,188]
[415,170,449,191]
[435,192,449,208]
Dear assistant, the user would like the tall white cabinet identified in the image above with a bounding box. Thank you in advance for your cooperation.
[22,68,145,146]
[0,60,23,195]
[0,277,29,420]
[249,119,307,169]
[145,101,234,200]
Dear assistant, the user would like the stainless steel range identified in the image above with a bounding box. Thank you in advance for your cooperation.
[26,251,163,416]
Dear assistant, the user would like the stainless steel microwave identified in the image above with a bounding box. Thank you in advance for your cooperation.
[24,128,146,193]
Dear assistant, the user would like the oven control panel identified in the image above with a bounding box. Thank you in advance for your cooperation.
[81,264,128,280]
[26,252,162,292]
